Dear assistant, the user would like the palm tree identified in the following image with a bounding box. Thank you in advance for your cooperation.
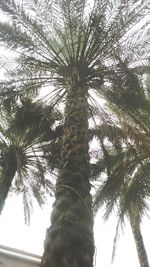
[0,1,150,266]
[93,140,150,267]
[93,137,150,265]
[0,98,60,222]
[92,83,150,267]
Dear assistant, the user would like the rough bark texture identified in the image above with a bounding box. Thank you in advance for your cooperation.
[42,76,94,267]
[130,216,149,267]
[0,148,17,214]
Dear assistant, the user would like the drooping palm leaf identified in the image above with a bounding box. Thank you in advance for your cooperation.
[0,98,62,222]
[93,76,150,266]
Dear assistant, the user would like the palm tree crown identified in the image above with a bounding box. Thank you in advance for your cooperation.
[0,0,149,100]
[0,98,60,222]
[93,75,150,267]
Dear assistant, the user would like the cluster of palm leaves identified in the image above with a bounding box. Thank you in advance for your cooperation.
[0,0,150,267]
[0,97,62,223]
[93,65,150,266]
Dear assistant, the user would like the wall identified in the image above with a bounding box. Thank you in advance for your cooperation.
[0,246,41,267]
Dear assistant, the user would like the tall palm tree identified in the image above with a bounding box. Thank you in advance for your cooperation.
[0,98,60,222]
[92,83,150,267]
[0,1,150,267]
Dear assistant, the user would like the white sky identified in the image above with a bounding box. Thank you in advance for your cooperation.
[0,193,150,267]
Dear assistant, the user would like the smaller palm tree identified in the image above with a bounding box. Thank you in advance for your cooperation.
[93,139,149,264]
[0,98,61,222]
[92,95,150,267]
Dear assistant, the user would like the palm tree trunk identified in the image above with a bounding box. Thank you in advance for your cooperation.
[130,216,149,267]
[0,148,17,214]
[42,77,94,267]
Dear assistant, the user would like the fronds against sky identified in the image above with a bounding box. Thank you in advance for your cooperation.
[93,71,150,232]
[0,0,150,112]
[92,88,150,263]
[0,0,150,224]
[0,98,62,223]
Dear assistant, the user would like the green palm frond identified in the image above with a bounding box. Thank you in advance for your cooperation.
[93,72,150,264]
[0,97,62,221]
[0,0,150,104]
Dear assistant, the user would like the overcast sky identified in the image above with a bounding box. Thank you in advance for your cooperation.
[0,193,149,266]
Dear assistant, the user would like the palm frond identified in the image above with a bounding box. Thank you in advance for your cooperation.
[0,97,62,219]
